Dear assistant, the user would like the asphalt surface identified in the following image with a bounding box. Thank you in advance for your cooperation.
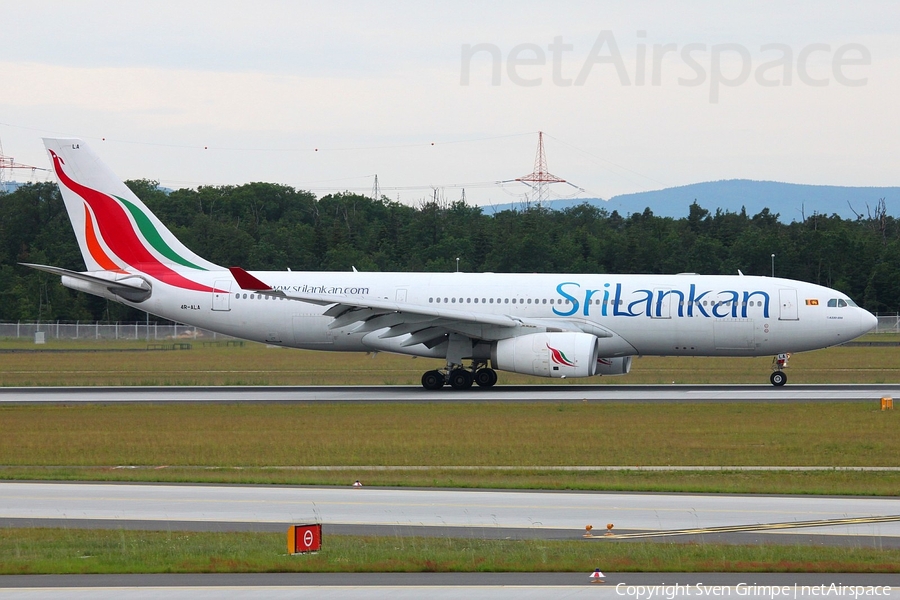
[3,482,899,542]
[0,572,896,599]
[1,383,900,403]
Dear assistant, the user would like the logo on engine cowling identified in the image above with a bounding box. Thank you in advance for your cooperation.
[547,344,576,367]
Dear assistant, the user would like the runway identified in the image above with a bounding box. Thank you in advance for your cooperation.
[3,482,899,541]
[1,482,898,596]
[1,383,899,403]
[0,573,897,599]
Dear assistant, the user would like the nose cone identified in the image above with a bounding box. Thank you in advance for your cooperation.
[862,309,878,334]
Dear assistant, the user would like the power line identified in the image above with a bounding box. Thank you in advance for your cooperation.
[498,131,583,206]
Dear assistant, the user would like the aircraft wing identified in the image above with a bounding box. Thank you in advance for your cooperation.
[229,267,610,345]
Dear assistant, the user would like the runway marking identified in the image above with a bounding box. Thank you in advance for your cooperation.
[7,464,900,471]
[10,490,886,518]
[588,514,900,539]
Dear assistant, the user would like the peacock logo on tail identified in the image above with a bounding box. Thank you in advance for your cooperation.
[48,149,218,293]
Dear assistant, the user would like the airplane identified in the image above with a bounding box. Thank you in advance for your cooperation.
[24,138,877,389]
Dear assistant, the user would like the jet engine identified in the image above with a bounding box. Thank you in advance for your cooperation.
[491,332,600,378]
[595,356,632,376]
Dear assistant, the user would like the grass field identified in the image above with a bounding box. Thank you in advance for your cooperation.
[1,402,897,494]
[2,529,899,575]
[1,338,898,574]
[1,335,899,386]
[1,339,899,494]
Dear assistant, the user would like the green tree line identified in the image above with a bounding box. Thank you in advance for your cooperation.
[1,180,898,322]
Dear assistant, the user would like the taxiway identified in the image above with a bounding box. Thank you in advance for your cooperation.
[1,383,899,403]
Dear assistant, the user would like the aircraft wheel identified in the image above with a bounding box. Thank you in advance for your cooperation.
[770,371,787,387]
[421,370,445,390]
[475,368,498,388]
[448,369,474,390]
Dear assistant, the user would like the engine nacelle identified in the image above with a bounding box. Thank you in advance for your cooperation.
[491,332,600,378]
[595,356,632,376]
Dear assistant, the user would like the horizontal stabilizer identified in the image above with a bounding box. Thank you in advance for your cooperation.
[20,263,152,302]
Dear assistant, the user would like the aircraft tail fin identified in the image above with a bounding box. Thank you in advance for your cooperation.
[42,138,222,277]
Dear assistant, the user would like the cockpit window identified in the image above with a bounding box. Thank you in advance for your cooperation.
[828,298,850,308]
[845,298,858,307]
[827,299,837,307]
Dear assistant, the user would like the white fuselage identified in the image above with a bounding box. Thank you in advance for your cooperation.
[102,270,876,359]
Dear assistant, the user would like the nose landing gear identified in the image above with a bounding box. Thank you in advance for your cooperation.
[770,352,790,386]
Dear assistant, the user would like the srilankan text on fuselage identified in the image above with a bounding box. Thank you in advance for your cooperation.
[260,275,780,321]
[552,281,771,319]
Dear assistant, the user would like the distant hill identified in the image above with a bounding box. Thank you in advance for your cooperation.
[0,181,25,194]
[483,180,900,222]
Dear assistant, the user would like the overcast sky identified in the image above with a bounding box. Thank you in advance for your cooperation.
[1,1,897,206]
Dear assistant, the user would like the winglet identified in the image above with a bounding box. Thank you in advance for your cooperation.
[229,266,273,291]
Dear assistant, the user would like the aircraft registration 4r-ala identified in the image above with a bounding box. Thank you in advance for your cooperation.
[25,138,877,389]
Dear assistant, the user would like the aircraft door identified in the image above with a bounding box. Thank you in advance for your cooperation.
[652,288,671,319]
[212,280,231,311]
[778,289,799,321]
[396,289,408,303]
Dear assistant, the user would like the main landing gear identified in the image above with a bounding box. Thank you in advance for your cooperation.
[770,352,791,386]
[421,362,498,390]
[421,333,497,390]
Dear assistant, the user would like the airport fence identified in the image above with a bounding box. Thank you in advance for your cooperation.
[0,321,231,341]
[874,314,900,334]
